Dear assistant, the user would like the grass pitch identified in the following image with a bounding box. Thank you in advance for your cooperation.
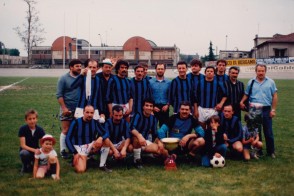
[0,77,293,195]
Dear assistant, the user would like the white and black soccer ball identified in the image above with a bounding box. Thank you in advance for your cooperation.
[210,155,225,168]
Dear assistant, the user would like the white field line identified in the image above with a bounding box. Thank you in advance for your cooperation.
[0,78,29,92]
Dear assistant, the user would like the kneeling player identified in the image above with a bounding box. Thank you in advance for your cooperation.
[130,98,166,169]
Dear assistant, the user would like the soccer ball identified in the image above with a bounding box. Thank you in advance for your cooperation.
[210,155,225,168]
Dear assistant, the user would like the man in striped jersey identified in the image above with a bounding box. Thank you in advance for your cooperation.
[220,105,243,156]
[130,64,153,116]
[71,59,105,122]
[105,105,131,160]
[106,60,133,122]
[194,66,227,129]
[130,99,164,169]
[97,59,114,120]
[66,105,112,173]
[215,59,229,83]
[224,66,244,119]
[187,59,204,90]
[169,61,193,114]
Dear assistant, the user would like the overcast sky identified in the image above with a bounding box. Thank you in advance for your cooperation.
[1,0,294,57]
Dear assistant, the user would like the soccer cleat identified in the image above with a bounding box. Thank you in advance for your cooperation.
[134,159,143,169]
[270,153,276,159]
[99,165,112,173]
[60,150,69,159]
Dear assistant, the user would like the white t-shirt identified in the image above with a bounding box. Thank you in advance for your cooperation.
[35,148,57,166]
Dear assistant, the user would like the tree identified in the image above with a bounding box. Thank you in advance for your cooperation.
[9,49,20,56]
[208,41,216,61]
[14,0,45,64]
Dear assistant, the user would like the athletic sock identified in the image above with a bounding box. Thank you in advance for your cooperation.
[133,148,141,163]
[99,147,110,167]
[60,133,67,152]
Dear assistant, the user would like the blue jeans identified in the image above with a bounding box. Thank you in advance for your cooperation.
[19,149,34,167]
[261,107,275,154]
[202,144,227,167]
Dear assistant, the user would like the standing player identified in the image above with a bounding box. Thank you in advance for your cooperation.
[130,63,153,116]
[187,59,204,96]
[194,66,227,128]
[56,59,82,158]
[149,63,171,127]
[169,61,193,114]
[106,59,133,122]
[71,59,105,121]
[224,66,245,119]
[215,59,229,83]
[97,59,114,120]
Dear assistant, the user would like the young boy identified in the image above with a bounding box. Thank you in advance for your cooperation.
[33,134,60,180]
[18,109,45,173]
[202,115,227,167]
[242,114,263,160]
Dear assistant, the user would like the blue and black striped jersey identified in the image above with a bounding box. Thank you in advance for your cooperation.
[104,118,130,144]
[106,75,132,104]
[130,78,153,114]
[130,112,157,140]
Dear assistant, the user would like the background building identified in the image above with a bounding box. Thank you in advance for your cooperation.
[30,35,180,67]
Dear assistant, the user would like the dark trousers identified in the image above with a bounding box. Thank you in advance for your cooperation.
[154,104,170,127]
[259,106,275,154]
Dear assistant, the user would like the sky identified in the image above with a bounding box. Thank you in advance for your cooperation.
[0,0,294,57]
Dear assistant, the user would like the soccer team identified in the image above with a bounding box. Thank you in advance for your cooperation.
[18,58,278,179]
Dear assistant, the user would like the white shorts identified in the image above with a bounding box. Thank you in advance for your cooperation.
[198,106,218,123]
[141,140,152,151]
[113,141,124,149]
[112,103,129,114]
[74,142,94,156]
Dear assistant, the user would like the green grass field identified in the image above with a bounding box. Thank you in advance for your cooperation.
[0,77,293,195]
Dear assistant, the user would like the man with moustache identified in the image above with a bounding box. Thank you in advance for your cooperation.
[71,59,105,122]
[169,61,193,114]
[130,63,153,116]
[224,66,245,120]
[149,63,171,126]
[106,59,133,122]
[97,59,114,120]
[56,59,82,159]
[66,105,112,173]
[240,64,278,158]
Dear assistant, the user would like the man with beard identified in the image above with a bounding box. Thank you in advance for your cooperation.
[130,63,152,116]
[97,59,114,120]
[56,59,82,159]
[149,63,171,126]
[66,105,112,173]
[106,59,133,122]
[71,59,105,122]
[224,66,244,119]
